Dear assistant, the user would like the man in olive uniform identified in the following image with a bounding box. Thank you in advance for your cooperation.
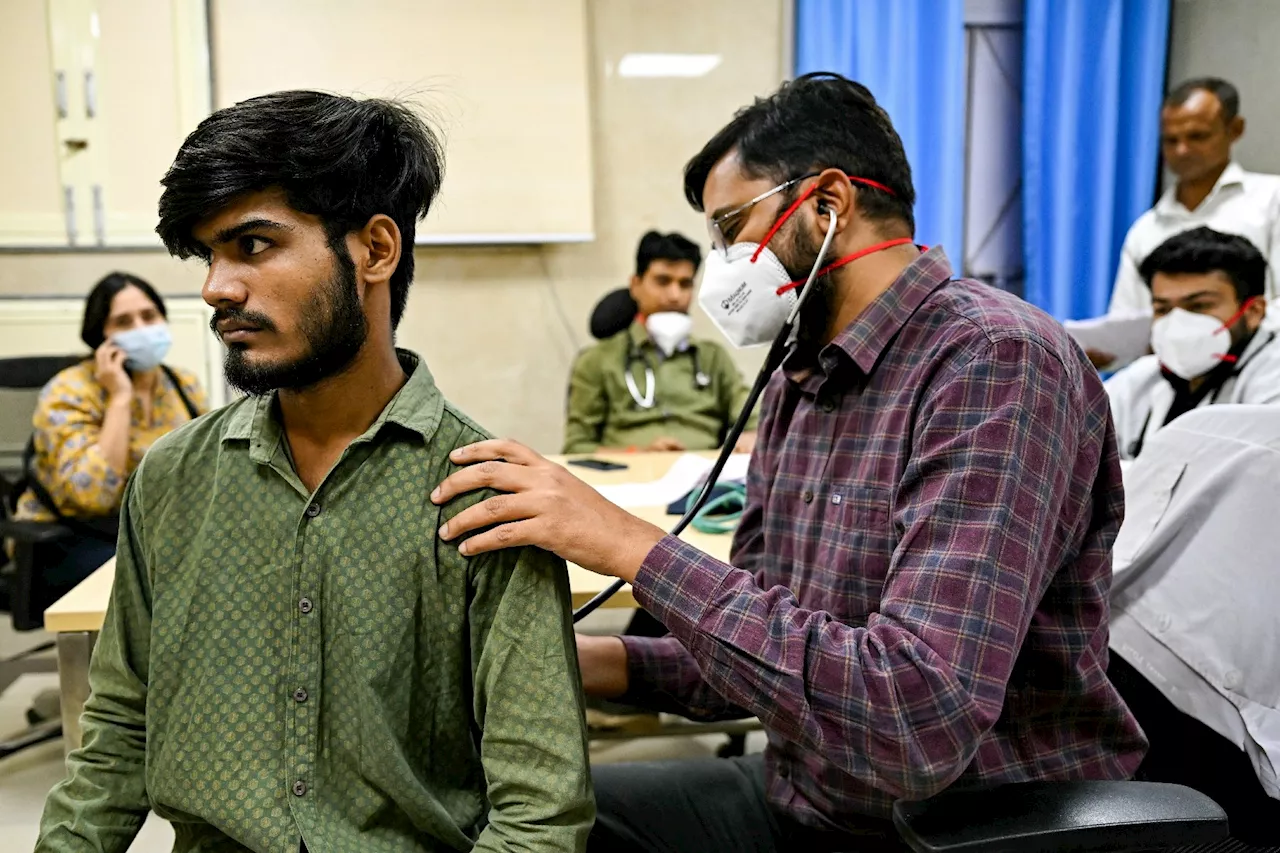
[564,231,757,454]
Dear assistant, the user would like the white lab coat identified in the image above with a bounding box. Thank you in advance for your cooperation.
[1105,329,1280,460]
[1110,405,1280,798]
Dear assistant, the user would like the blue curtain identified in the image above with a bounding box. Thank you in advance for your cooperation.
[794,0,966,259]
[1023,0,1170,320]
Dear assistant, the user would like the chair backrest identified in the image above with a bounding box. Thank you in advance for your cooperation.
[0,355,84,480]
[589,288,638,341]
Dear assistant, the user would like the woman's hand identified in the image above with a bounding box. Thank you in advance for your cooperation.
[95,342,132,402]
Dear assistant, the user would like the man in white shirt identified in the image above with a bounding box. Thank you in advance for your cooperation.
[1107,227,1280,459]
[1091,78,1280,366]
[1108,404,1280,845]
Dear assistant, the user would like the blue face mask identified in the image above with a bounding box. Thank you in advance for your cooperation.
[112,323,172,372]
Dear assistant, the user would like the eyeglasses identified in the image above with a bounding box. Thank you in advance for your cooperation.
[707,172,898,255]
[707,173,818,255]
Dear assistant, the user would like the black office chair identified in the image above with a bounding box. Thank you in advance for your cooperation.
[589,288,638,341]
[0,354,84,759]
[891,780,1230,852]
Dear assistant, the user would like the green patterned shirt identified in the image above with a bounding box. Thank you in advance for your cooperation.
[37,351,594,853]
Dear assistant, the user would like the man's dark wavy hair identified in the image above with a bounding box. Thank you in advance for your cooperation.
[157,90,445,328]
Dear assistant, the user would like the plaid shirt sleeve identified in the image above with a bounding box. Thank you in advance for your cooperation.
[620,376,785,720]
[630,337,1081,799]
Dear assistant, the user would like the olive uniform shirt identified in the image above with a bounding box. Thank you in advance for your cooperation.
[36,351,594,853]
[563,320,757,453]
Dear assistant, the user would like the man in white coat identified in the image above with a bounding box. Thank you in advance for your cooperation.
[1089,77,1280,368]
[1107,226,1280,459]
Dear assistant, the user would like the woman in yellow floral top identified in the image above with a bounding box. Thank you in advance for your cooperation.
[13,272,208,587]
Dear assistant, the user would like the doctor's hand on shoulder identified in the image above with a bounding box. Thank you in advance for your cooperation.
[431,439,666,583]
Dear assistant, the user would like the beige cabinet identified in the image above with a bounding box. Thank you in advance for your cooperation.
[0,0,65,246]
[0,0,209,248]
[1,0,593,247]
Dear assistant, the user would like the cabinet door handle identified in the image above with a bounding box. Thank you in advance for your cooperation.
[84,70,97,118]
[92,184,105,245]
[55,70,68,118]
[64,186,78,245]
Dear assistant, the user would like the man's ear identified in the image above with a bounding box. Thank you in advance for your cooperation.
[353,214,401,287]
[1229,115,1245,143]
[628,274,643,298]
[810,167,854,233]
[1246,294,1267,328]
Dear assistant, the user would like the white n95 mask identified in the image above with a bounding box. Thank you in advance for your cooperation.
[645,311,693,357]
[697,173,915,349]
[1150,307,1234,380]
[697,243,799,348]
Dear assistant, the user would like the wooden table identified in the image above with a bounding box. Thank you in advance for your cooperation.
[43,451,737,750]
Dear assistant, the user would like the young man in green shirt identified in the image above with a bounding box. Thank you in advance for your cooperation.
[35,91,593,853]
[563,231,757,455]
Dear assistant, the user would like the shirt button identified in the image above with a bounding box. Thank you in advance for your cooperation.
[802,490,814,503]
[299,597,314,614]
[305,502,321,518]
[292,780,307,797]
[821,399,836,413]
[293,687,309,703]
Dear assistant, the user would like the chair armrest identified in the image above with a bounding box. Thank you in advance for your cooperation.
[891,781,1228,853]
[0,518,73,544]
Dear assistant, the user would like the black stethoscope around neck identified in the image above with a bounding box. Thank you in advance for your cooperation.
[624,343,711,409]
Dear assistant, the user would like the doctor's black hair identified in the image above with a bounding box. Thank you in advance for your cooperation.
[635,230,702,277]
[81,272,168,350]
[683,72,915,234]
[1139,227,1266,303]
[156,90,444,330]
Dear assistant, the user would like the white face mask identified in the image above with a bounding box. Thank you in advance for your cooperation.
[697,200,908,349]
[1150,307,1232,380]
[645,311,693,357]
[697,242,800,348]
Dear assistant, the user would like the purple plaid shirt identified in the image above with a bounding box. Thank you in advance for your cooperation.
[621,247,1147,828]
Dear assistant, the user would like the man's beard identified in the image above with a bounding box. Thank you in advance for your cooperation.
[772,213,835,350]
[217,246,368,396]
[1227,315,1256,352]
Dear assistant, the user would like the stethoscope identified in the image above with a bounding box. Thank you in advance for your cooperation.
[573,209,840,622]
[623,343,712,409]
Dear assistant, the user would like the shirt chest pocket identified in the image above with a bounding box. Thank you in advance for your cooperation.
[778,477,895,618]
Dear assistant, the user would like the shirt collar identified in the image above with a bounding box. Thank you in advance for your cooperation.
[628,319,651,350]
[1156,161,1247,215]
[784,245,954,380]
[223,349,444,462]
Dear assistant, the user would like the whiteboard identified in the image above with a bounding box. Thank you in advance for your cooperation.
[209,0,595,244]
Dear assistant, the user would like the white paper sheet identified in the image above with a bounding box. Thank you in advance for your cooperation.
[1063,312,1153,365]
[593,453,751,508]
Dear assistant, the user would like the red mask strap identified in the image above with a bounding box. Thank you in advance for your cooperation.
[776,237,918,295]
[751,183,818,263]
[749,175,897,264]
[1213,296,1259,364]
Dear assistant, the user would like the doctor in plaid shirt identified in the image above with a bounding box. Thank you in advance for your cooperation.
[434,73,1147,852]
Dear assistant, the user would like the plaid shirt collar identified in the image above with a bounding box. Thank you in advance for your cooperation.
[784,245,954,383]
